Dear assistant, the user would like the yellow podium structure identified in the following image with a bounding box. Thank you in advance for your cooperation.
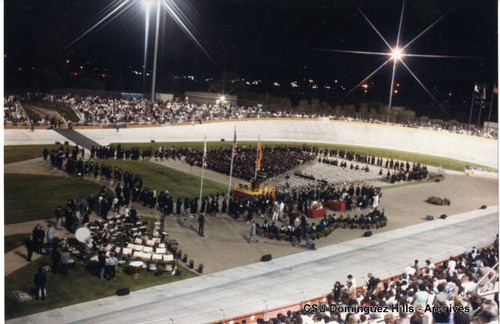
[233,181,275,200]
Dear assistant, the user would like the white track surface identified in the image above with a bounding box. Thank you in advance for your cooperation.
[5,120,498,168]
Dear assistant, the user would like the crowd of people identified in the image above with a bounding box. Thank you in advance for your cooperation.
[318,149,429,185]
[30,94,316,125]
[4,96,28,125]
[185,145,315,181]
[87,142,429,186]
[255,237,498,324]
[4,93,497,139]
[44,144,228,223]
[256,208,387,242]
[246,182,384,241]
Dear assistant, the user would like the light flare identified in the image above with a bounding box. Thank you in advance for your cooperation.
[321,0,480,118]
[61,0,131,53]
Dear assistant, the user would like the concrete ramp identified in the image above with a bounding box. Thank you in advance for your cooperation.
[53,129,101,150]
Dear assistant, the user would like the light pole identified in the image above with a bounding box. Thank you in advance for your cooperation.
[151,0,161,103]
[142,0,151,91]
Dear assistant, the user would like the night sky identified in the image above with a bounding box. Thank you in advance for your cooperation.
[4,0,498,120]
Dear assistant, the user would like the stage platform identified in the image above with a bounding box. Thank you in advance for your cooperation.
[7,206,498,324]
[233,183,275,200]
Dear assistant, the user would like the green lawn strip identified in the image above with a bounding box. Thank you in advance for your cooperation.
[99,160,227,198]
[110,141,495,172]
[5,233,30,253]
[5,256,196,320]
[4,174,107,225]
[25,101,79,122]
[4,144,72,164]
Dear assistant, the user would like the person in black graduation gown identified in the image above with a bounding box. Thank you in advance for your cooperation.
[198,213,205,236]
[222,198,227,214]
[26,235,35,261]
[176,198,182,215]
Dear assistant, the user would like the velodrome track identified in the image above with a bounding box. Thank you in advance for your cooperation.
[4,119,498,169]
[7,207,498,324]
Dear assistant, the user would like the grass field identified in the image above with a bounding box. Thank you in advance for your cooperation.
[25,101,79,122]
[5,256,196,320]
[4,174,107,225]
[5,233,30,253]
[4,144,72,164]
[111,141,494,172]
[98,160,227,198]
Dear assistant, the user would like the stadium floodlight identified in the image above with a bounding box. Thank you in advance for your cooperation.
[142,0,153,91]
[151,0,161,102]
[219,95,226,102]
[391,47,403,61]
[316,0,481,123]
[142,0,154,8]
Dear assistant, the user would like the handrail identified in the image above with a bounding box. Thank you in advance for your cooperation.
[479,289,499,298]
[478,262,499,294]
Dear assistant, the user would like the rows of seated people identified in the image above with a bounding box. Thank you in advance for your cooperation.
[4,94,498,139]
[185,145,315,181]
[32,93,316,125]
[4,96,28,125]
[258,209,386,241]
[87,143,428,185]
[246,238,499,324]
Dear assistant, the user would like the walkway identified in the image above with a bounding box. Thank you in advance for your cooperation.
[7,206,498,324]
[54,129,101,151]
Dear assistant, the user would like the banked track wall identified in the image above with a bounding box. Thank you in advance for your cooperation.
[4,119,498,169]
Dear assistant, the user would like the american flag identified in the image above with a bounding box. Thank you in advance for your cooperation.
[232,128,237,158]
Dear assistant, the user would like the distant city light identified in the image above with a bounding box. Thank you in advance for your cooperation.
[66,59,70,64]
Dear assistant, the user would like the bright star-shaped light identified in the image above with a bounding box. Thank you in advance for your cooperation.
[391,47,403,61]
[317,0,481,122]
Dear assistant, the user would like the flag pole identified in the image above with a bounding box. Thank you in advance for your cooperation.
[467,83,476,130]
[200,135,206,202]
[254,135,259,180]
[477,82,486,130]
[227,126,235,198]
[486,83,496,134]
